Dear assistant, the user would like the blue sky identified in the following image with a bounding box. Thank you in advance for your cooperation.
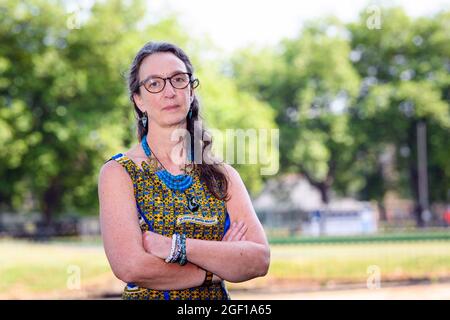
[147,0,449,53]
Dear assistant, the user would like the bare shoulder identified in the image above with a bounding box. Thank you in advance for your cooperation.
[99,159,125,179]
[98,143,143,183]
[221,163,247,197]
[222,163,242,185]
[98,158,135,212]
[98,158,133,190]
[222,164,262,228]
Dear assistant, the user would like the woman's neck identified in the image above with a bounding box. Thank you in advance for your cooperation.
[146,121,189,166]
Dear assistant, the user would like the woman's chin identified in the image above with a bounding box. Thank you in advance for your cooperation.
[163,114,188,126]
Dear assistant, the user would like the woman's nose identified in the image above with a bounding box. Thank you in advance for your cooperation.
[163,79,177,97]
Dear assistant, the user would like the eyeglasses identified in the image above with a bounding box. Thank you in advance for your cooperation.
[139,72,199,94]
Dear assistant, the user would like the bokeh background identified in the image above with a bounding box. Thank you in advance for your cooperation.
[0,0,449,299]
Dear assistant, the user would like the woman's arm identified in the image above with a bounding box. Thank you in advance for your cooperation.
[143,164,271,283]
[137,220,248,288]
[99,160,206,290]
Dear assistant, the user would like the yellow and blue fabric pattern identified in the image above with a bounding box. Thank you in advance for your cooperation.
[107,152,231,300]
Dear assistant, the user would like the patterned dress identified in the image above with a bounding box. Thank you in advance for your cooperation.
[106,153,231,300]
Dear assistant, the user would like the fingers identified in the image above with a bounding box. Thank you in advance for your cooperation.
[223,221,248,242]
[233,221,246,240]
[142,231,151,252]
[236,224,248,241]
[223,221,240,241]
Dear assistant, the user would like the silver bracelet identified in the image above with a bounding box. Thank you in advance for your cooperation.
[171,233,182,263]
[165,234,178,263]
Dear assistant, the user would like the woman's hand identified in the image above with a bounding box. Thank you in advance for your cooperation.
[142,220,247,264]
[142,230,171,260]
[222,221,248,242]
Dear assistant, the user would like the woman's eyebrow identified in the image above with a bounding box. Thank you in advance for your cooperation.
[142,70,187,82]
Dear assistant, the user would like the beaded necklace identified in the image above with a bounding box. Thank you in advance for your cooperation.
[141,134,200,213]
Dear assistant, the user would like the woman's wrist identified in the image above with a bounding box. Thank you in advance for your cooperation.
[163,235,172,259]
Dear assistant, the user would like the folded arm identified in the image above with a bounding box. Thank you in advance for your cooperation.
[99,161,208,290]
[143,164,270,283]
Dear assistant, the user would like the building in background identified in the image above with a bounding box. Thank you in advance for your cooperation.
[253,174,378,236]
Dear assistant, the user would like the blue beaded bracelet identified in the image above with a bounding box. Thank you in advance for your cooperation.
[178,234,187,266]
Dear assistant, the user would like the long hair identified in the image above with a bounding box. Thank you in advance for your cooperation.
[127,41,229,200]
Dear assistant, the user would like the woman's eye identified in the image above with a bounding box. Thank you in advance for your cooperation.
[174,76,187,82]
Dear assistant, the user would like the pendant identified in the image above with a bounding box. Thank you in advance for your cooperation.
[187,194,199,212]
[182,163,195,174]
[148,157,160,171]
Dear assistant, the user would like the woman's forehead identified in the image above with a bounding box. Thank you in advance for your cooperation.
[140,52,187,78]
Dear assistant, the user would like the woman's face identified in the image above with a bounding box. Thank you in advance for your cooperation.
[133,52,194,128]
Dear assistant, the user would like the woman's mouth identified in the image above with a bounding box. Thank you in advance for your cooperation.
[163,104,180,111]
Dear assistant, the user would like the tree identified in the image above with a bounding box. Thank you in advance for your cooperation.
[197,61,277,195]
[348,8,450,225]
[231,19,361,203]
[0,0,149,222]
[0,0,276,224]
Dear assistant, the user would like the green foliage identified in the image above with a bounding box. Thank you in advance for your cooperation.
[348,7,450,203]
[1,2,448,222]
[0,0,145,218]
[197,64,277,195]
[231,19,361,201]
[231,7,450,206]
[0,0,277,220]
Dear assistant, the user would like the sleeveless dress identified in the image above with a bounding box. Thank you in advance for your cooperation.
[107,152,231,300]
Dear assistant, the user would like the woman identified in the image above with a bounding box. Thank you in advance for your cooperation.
[98,41,270,300]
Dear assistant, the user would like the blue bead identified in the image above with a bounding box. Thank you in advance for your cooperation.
[141,135,152,157]
[155,169,193,191]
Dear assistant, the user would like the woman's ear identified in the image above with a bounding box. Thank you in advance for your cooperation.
[132,92,144,109]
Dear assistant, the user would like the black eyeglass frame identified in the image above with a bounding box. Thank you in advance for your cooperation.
[138,72,199,94]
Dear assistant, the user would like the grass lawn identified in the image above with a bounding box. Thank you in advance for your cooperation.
[1,238,450,297]
[265,241,450,285]
[0,239,112,297]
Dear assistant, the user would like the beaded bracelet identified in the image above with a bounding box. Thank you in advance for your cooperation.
[165,233,178,263]
[178,234,187,266]
[171,233,182,263]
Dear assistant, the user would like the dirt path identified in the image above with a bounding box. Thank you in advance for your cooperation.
[229,282,450,300]
[95,279,450,300]
[3,274,450,300]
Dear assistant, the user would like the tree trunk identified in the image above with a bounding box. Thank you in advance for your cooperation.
[377,202,387,221]
[318,183,330,204]
[299,161,335,205]
[407,121,423,227]
[41,177,63,226]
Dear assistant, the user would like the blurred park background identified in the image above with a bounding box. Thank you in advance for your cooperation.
[0,0,449,299]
